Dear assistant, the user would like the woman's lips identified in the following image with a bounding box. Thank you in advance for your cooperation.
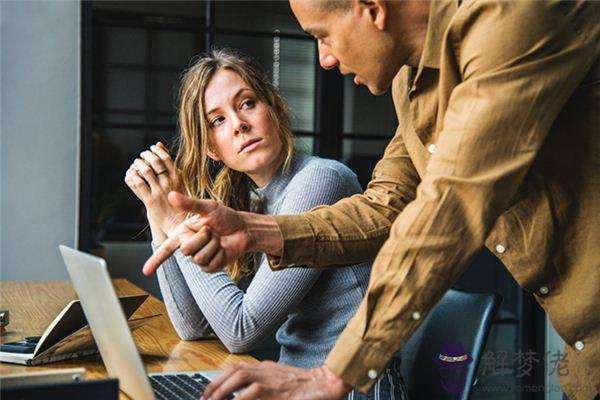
[239,138,262,153]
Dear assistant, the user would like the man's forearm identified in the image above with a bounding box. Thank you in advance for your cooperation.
[240,212,284,257]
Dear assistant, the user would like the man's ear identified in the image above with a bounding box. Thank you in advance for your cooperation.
[356,0,387,31]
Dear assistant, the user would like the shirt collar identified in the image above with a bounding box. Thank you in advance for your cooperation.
[418,0,459,71]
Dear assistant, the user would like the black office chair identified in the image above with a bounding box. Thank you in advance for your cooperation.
[399,289,501,400]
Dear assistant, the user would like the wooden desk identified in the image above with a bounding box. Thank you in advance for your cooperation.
[0,279,256,397]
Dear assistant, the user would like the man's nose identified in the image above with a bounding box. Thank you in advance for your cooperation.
[318,42,339,70]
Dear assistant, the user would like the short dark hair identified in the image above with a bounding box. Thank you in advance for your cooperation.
[316,0,352,13]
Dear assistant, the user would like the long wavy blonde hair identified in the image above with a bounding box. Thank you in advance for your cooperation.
[175,48,295,281]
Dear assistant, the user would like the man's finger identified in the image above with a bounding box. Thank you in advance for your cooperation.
[202,364,245,400]
[180,226,211,256]
[203,364,255,400]
[168,191,217,215]
[142,234,180,276]
[206,248,226,272]
[191,234,220,266]
[235,382,263,400]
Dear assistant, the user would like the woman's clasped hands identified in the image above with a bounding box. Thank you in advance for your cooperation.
[124,142,186,241]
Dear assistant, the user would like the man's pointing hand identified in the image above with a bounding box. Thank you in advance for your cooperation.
[142,191,253,275]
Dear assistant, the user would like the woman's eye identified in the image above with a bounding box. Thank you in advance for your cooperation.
[210,116,225,128]
[241,99,255,109]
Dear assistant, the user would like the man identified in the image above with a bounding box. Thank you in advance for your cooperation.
[145,1,600,399]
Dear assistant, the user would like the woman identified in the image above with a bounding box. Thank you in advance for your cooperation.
[125,49,407,400]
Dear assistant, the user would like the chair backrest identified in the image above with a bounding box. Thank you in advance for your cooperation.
[399,289,501,400]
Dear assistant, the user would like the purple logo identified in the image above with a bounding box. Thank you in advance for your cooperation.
[434,343,472,394]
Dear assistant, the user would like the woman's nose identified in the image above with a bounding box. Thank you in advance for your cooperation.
[234,119,250,135]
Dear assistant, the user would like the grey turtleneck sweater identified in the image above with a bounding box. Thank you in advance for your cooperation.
[154,152,372,368]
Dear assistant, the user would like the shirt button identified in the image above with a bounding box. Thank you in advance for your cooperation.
[495,244,506,254]
[539,286,549,295]
[368,369,378,380]
[427,143,436,154]
[574,341,584,351]
[412,312,421,320]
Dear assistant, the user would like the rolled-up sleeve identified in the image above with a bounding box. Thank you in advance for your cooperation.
[324,1,598,392]
[269,122,419,269]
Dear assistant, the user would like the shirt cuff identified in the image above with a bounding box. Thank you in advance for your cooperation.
[324,328,397,393]
[266,214,316,270]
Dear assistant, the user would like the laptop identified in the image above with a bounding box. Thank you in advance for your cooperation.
[59,245,233,400]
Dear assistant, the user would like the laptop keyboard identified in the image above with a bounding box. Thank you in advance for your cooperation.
[149,373,233,400]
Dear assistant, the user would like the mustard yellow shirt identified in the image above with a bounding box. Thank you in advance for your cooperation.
[270,1,600,398]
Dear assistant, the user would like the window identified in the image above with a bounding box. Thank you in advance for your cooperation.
[88,6,205,242]
[83,1,323,244]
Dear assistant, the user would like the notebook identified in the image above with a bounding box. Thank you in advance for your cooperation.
[0,294,157,365]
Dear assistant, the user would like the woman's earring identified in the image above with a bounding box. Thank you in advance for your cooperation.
[208,147,218,158]
[209,153,223,168]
